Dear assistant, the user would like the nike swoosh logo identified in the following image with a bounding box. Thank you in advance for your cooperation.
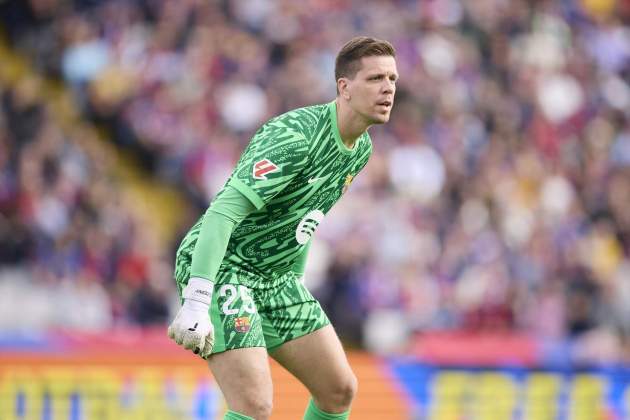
[307,177,322,184]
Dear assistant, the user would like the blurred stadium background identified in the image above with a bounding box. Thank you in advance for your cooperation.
[0,0,629,418]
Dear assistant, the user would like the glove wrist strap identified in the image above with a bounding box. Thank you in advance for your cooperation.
[183,277,214,306]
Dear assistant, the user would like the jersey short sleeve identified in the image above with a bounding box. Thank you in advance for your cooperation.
[227,116,309,210]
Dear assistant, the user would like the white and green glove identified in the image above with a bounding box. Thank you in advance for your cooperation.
[167,278,215,358]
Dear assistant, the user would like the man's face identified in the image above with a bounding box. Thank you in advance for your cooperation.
[342,55,398,125]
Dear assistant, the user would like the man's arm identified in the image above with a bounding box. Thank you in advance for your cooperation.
[168,185,255,358]
[170,114,310,357]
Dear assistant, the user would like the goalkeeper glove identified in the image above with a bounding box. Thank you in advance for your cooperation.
[167,278,215,358]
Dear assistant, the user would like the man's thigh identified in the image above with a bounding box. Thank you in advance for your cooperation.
[174,238,266,354]
[258,275,330,350]
[268,325,355,398]
[209,274,269,354]
[207,347,272,416]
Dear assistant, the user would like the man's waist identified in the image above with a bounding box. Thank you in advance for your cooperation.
[216,262,298,289]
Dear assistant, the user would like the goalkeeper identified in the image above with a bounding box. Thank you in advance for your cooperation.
[168,36,398,420]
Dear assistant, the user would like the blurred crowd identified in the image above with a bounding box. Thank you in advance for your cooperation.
[0,73,173,331]
[1,0,629,363]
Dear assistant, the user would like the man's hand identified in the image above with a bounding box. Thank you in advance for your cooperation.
[168,278,215,358]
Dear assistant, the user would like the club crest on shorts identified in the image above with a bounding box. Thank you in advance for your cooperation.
[253,159,279,180]
[234,316,251,333]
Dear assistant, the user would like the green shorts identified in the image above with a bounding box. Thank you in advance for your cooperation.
[174,249,330,354]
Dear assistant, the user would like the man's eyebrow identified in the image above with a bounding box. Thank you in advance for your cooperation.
[366,70,398,80]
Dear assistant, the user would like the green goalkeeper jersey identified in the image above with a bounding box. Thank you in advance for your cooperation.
[185,100,372,280]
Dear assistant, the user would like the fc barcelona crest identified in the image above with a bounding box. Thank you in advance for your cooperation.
[342,174,354,194]
[234,316,251,333]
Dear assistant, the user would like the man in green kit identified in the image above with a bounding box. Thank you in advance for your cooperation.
[168,36,398,420]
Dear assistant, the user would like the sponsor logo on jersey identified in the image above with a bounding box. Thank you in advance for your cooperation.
[234,316,251,333]
[253,159,279,180]
[295,210,325,244]
[342,174,354,194]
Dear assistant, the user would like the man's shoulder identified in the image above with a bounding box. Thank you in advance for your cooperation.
[279,102,328,122]
[267,102,329,137]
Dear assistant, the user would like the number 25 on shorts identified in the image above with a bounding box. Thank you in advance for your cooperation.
[218,284,257,315]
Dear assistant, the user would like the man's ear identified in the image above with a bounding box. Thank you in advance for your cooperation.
[337,78,351,100]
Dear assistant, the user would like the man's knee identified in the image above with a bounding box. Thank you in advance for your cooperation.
[337,372,358,406]
[316,371,358,411]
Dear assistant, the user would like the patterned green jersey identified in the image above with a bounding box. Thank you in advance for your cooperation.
[189,101,372,280]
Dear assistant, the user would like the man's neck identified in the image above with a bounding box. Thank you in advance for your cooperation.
[335,98,371,149]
